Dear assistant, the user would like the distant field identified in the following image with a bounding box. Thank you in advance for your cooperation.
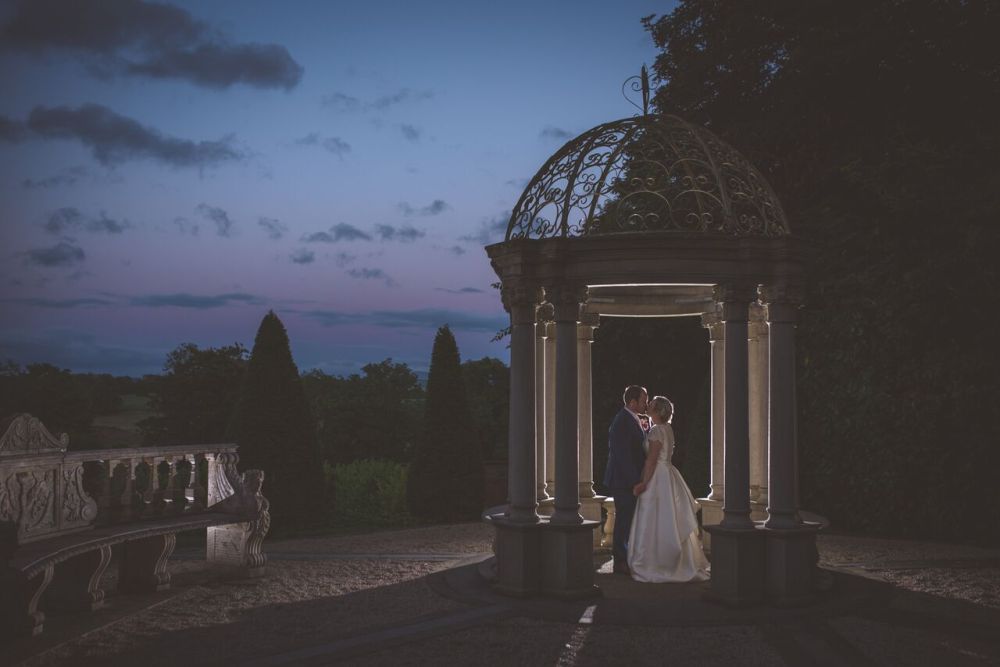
[93,394,157,432]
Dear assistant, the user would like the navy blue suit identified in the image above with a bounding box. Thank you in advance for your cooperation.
[603,407,646,565]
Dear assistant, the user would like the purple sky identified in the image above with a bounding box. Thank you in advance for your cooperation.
[0,0,672,377]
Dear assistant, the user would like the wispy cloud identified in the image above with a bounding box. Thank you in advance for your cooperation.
[321,88,434,113]
[258,216,287,240]
[347,267,396,287]
[290,248,315,264]
[2,296,112,308]
[43,207,131,234]
[0,0,303,90]
[374,224,424,242]
[303,307,506,332]
[398,199,449,217]
[459,210,510,245]
[540,125,573,140]
[321,92,361,112]
[22,165,89,189]
[400,124,420,142]
[25,104,243,168]
[447,245,467,256]
[435,287,484,294]
[295,132,351,157]
[24,241,86,268]
[196,204,235,237]
[302,223,372,243]
[0,115,28,142]
[130,292,262,309]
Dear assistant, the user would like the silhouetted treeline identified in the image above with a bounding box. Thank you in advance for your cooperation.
[641,0,1000,542]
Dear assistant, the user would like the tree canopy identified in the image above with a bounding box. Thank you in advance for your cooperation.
[643,0,1000,540]
[228,312,324,530]
[407,325,483,521]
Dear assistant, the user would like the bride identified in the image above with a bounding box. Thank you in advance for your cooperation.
[627,395,710,583]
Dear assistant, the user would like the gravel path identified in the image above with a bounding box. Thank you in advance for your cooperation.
[13,524,1000,666]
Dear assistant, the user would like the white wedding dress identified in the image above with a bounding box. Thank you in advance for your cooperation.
[628,423,710,583]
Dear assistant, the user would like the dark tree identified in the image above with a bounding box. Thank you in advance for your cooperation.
[304,360,423,465]
[0,362,95,444]
[229,312,324,530]
[461,357,509,460]
[139,343,247,445]
[643,0,1000,541]
[407,326,483,521]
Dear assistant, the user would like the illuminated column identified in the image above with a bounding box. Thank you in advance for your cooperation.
[501,283,542,523]
[577,311,600,499]
[749,302,769,512]
[535,303,553,502]
[548,283,587,525]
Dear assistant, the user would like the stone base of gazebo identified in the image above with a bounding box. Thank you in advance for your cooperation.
[764,524,820,606]
[540,521,601,599]
[704,524,766,606]
[489,515,600,598]
[698,499,769,553]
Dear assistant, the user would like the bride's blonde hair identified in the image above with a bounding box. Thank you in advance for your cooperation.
[648,396,674,424]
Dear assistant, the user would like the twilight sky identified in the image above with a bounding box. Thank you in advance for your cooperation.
[0,0,672,377]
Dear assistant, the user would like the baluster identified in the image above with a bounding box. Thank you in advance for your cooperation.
[96,459,114,525]
[191,453,208,511]
[161,457,178,515]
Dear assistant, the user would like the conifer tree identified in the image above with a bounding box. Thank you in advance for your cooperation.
[407,325,483,521]
[229,311,325,530]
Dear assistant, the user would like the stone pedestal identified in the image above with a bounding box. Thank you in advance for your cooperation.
[696,497,723,553]
[704,524,765,606]
[540,520,601,599]
[579,495,607,550]
[491,517,544,597]
[764,524,819,606]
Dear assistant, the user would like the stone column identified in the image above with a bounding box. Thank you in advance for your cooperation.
[502,283,543,524]
[535,303,553,502]
[718,284,755,530]
[577,311,605,549]
[577,311,600,500]
[492,282,545,597]
[548,283,586,525]
[544,320,557,501]
[759,283,817,606]
[705,283,764,606]
[540,283,599,599]
[701,307,725,502]
[748,302,770,520]
[761,285,802,530]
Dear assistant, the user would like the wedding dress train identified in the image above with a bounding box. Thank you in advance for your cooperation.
[627,423,710,583]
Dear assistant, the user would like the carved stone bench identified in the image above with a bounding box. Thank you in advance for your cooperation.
[0,414,270,639]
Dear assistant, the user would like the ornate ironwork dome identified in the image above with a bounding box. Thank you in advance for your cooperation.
[506,114,789,241]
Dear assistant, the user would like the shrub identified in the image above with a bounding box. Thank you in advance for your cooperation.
[331,459,410,526]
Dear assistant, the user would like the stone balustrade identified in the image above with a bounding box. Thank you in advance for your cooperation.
[1,415,269,639]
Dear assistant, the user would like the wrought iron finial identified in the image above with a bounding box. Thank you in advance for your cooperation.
[622,64,651,116]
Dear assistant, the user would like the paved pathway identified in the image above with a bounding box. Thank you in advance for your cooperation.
[9,524,1000,666]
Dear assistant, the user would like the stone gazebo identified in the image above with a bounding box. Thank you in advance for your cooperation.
[485,111,817,606]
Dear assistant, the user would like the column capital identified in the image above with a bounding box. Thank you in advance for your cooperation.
[758,282,805,307]
[577,311,600,341]
[701,304,724,340]
[535,301,554,323]
[545,283,588,322]
[713,283,757,305]
[748,302,769,339]
[501,283,542,325]
[759,283,805,324]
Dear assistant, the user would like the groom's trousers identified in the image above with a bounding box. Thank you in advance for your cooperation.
[610,490,637,564]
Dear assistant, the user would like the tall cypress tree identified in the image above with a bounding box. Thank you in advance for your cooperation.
[229,311,324,530]
[407,325,483,521]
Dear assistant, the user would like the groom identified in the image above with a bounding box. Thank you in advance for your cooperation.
[603,385,648,574]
